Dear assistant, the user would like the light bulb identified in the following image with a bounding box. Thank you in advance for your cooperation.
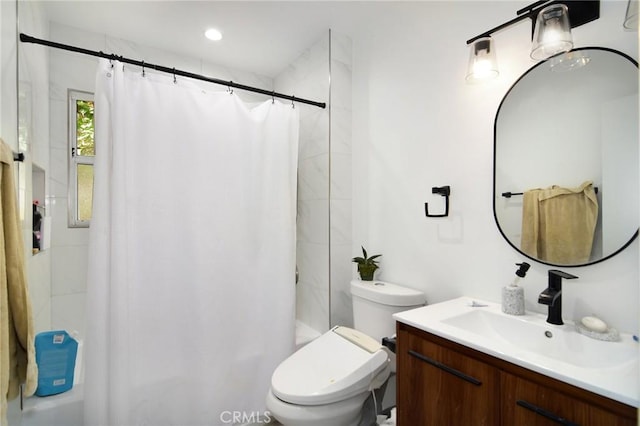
[466,37,499,82]
[205,28,223,41]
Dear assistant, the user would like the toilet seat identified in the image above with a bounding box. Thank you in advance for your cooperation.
[271,326,390,406]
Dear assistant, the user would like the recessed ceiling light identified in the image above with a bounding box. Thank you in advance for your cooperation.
[205,28,223,41]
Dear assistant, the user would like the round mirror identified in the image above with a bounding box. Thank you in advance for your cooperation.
[494,47,638,267]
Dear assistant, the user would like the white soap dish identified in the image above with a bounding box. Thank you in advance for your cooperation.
[575,322,620,342]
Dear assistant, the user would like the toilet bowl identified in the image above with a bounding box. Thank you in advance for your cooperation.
[265,389,370,426]
[266,326,391,426]
[267,280,425,425]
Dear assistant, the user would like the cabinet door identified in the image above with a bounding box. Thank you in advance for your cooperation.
[502,372,636,426]
[397,327,500,426]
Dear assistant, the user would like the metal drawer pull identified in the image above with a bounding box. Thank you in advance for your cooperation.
[408,350,482,386]
[516,400,579,426]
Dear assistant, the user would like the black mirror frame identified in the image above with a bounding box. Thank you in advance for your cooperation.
[493,46,639,267]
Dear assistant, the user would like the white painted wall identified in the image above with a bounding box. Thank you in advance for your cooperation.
[351,0,638,333]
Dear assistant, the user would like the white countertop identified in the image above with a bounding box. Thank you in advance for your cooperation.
[393,297,639,407]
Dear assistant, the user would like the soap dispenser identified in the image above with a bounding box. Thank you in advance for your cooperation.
[501,262,531,315]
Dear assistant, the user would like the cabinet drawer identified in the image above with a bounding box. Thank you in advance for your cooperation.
[502,372,636,426]
[397,327,500,426]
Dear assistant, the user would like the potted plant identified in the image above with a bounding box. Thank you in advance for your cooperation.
[352,246,381,281]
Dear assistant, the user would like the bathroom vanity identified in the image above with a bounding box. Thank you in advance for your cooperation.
[393,298,638,426]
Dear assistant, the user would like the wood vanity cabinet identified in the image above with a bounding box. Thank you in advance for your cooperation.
[396,322,637,426]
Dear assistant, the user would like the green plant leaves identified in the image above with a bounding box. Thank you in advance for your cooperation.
[352,246,381,265]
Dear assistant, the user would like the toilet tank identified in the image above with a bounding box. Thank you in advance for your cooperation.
[350,280,426,344]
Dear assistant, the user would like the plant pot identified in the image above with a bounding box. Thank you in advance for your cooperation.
[357,264,378,281]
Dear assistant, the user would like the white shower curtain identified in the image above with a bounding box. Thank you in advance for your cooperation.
[84,59,298,426]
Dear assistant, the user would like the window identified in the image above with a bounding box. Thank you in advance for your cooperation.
[68,90,95,227]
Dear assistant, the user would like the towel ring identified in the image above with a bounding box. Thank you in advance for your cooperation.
[425,186,451,218]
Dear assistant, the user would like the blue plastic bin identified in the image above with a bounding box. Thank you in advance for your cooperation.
[34,330,78,396]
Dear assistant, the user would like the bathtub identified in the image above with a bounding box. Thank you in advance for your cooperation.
[21,384,84,426]
[18,324,320,426]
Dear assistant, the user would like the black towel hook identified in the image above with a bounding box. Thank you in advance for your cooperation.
[425,185,451,218]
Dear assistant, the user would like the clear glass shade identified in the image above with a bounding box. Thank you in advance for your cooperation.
[624,0,639,30]
[530,4,573,60]
[466,37,499,82]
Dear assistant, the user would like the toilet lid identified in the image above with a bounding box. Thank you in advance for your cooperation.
[271,326,390,406]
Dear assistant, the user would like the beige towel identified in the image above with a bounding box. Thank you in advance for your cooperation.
[0,139,37,426]
[521,181,598,264]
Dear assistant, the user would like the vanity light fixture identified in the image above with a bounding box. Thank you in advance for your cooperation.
[466,0,600,80]
[466,37,499,82]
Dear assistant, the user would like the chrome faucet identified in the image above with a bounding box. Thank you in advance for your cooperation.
[538,270,578,325]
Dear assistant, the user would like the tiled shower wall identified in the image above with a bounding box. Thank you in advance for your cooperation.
[328,32,354,329]
[274,30,353,333]
[275,34,331,333]
[18,0,51,334]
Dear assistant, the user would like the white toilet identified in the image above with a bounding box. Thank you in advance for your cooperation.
[266,280,425,426]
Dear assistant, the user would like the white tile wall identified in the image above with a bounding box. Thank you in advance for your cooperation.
[19,0,52,336]
[329,31,353,328]
[274,30,354,333]
[275,32,332,334]
[51,292,86,337]
[10,1,51,423]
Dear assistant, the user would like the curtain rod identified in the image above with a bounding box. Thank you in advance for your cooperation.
[20,33,326,109]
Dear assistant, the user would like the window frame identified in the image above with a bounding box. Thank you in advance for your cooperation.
[68,89,95,228]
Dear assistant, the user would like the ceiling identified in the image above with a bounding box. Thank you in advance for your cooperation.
[37,1,370,78]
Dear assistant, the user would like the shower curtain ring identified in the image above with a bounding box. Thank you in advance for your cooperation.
[291,96,295,109]
[272,92,275,104]
[173,67,177,84]
[102,52,114,69]
[227,82,234,95]
[141,61,145,77]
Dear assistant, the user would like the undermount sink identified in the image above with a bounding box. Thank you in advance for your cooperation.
[393,297,639,407]
[441,309,636,369]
